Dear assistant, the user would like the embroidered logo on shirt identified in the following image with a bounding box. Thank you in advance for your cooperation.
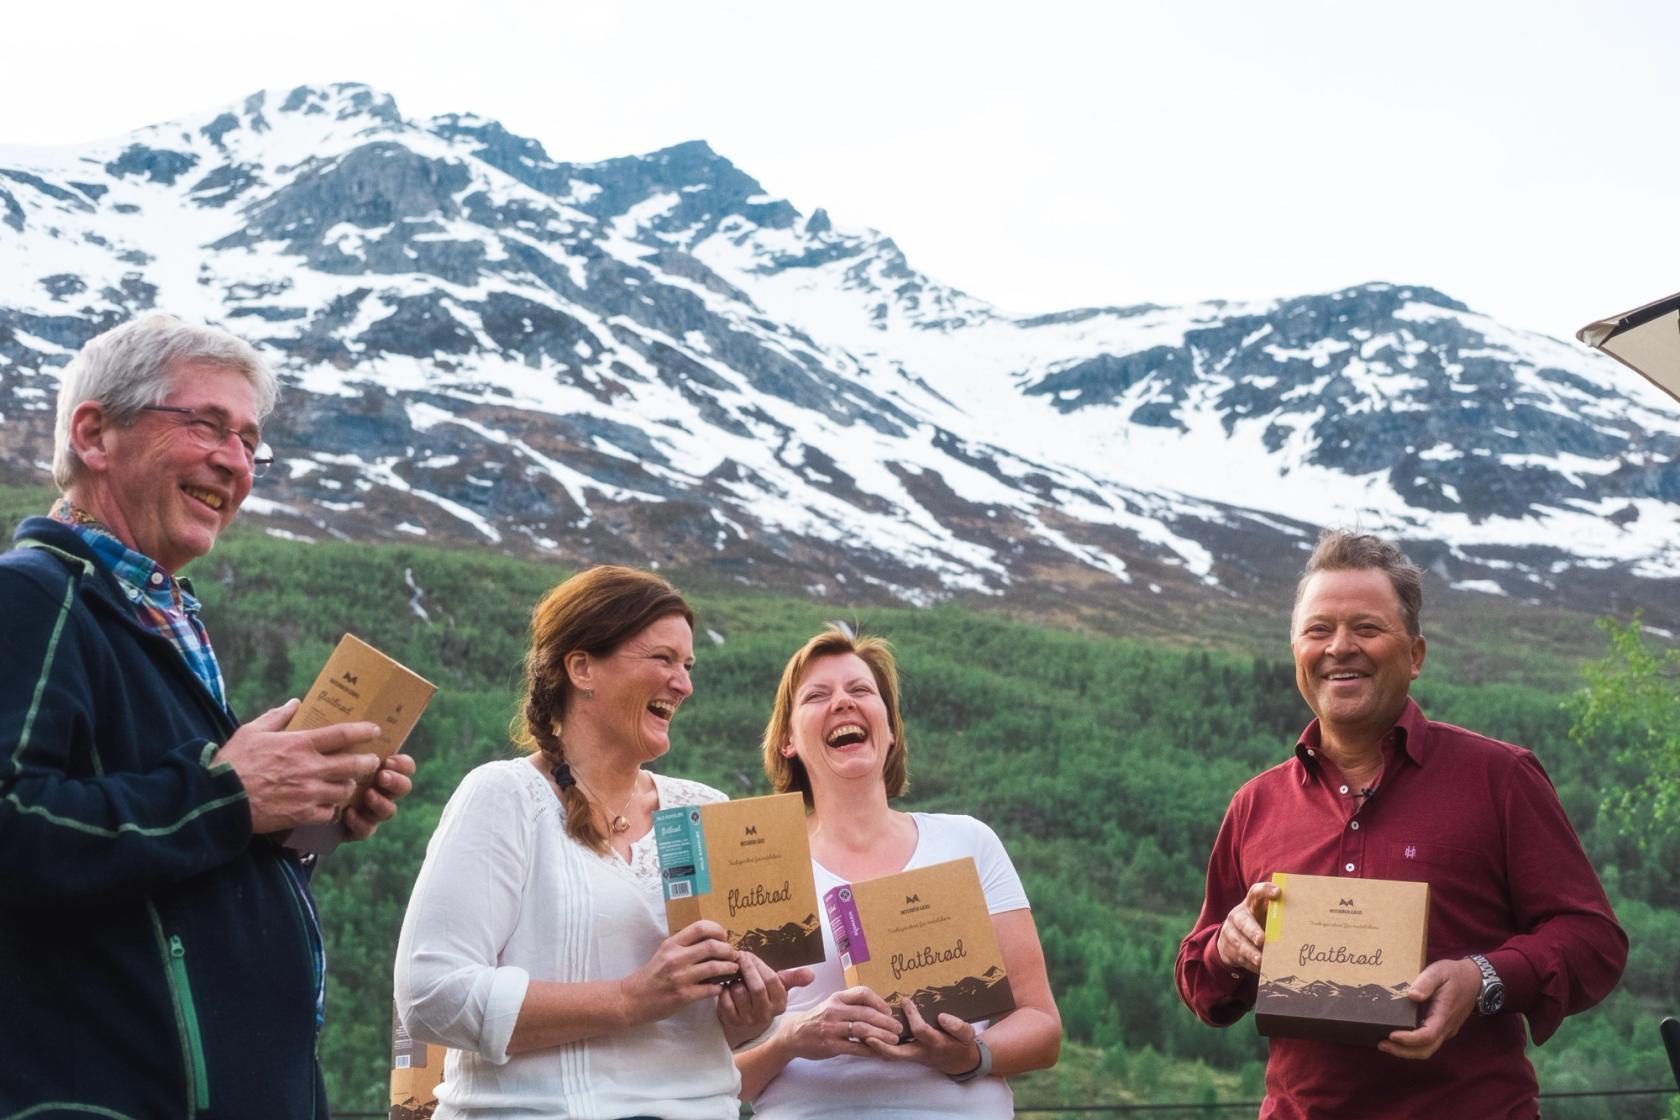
[1405,845,1418,859]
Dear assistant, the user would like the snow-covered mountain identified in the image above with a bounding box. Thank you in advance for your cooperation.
[3,83,1677,622]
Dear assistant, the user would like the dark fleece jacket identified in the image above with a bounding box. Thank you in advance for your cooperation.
[0,517,328,1119]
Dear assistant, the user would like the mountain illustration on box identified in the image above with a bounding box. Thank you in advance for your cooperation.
[389,1100,436,1120]
[1258,973,1413,1024]
[881,965,1015,1039]
[731,913,822,972]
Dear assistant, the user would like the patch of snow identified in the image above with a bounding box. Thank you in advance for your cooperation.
[1450,579,1508,596]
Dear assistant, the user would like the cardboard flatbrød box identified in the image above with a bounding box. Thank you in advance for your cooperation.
[1256,871,1430,1045]
[655,792,823,971]
[388,1005,444,1120]
[824,856,1014,1039]
[282,633,436,856]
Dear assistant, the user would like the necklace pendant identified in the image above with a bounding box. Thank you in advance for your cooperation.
[609,815,630,834]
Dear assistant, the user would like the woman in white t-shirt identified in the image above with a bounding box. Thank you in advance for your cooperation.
[737,627,1062,1120]
[395,566,811,1120]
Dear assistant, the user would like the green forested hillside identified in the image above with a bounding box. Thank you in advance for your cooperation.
[4,488,1674,1118]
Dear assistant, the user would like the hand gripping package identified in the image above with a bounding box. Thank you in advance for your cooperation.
[1255,871,1430,1045]
[282,633,437,856]
[654,792,824,971]
[824,857,1014,1040]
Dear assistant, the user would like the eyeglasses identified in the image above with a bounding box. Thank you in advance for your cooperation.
[140,405,275,478]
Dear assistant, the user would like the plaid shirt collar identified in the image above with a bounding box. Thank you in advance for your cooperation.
[49,499,226,711]
[50,499,202,611]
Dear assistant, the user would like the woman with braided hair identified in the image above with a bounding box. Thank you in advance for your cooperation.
[396,565,810,1119]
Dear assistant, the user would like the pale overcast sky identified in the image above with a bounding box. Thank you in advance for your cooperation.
[4,0,1676,340]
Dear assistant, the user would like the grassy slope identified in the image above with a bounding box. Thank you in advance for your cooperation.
[3,487,1674,1117]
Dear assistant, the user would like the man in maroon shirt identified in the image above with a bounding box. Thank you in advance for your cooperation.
[1175,530,1626,1119]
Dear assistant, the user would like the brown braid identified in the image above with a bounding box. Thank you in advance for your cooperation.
[512,565,695,854]
[518,673,604,852]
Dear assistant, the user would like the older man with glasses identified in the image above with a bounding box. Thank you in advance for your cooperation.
[0,314,416,1118]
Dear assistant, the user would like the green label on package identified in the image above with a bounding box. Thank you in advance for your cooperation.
[655,805,711,901]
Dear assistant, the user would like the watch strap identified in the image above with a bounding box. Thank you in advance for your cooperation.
[949,1034,992,1083]
[1469,953,1504,1015]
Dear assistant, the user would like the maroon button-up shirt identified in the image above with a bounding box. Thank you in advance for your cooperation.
[1175,699,1626,1120]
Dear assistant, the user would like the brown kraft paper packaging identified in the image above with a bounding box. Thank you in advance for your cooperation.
[824,856,1014,1041]
[282,633,437,856]
[655,792,824,971]
[388,1004,445,1120]
[1256,871,1431,1045]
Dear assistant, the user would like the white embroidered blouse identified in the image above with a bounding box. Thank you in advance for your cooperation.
[395,757,734,1120]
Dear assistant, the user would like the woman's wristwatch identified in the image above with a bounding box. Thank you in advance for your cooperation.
[949,1035,993,1083]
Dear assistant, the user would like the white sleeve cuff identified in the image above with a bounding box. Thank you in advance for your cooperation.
[479,965,532,1064]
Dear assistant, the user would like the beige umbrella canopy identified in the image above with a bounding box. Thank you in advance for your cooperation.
[1577,291,1680,404]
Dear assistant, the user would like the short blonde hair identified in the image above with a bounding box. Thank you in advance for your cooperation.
[761,626,908,806]
[1294,528,1424,637]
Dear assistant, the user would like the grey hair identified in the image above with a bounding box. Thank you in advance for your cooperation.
[52,314,279,488]
[1293,528,1424,637]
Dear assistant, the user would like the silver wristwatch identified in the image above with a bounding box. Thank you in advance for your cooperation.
[949,1035,993,1083]
[1469,953,1505,1016]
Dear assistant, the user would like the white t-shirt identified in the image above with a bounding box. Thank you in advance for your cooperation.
[394,758,737,1120]
[749,812,1030,1120]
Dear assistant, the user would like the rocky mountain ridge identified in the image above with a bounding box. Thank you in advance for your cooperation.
[2,83,1677,628]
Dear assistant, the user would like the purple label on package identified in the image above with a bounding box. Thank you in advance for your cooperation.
[823,883,870,967]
